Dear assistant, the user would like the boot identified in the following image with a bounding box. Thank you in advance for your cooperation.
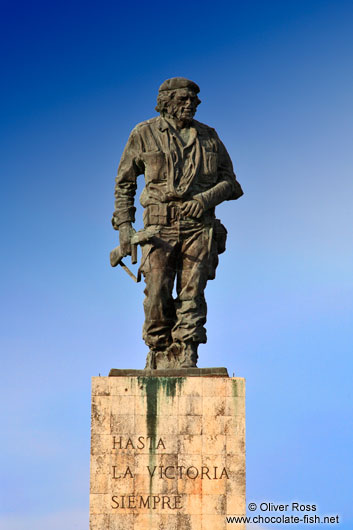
[154,350,173,369]
[144,349,157,369]
[145,347,176,370]
[180,341,198,368]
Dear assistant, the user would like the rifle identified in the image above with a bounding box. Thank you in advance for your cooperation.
[110,226,160,282]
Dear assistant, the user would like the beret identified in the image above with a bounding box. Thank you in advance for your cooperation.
[158,77,200,93]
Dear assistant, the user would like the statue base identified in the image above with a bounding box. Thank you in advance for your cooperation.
[90,370,246,529]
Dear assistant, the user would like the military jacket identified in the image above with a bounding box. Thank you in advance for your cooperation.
[113,116,243,227]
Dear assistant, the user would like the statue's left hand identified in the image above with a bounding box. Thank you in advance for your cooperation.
[181,200,204,219]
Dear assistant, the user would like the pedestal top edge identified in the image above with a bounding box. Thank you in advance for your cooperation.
[107,367,229,377]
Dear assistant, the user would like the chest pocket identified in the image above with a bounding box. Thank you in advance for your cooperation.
[201,148,218,182]
[142,151,166,183]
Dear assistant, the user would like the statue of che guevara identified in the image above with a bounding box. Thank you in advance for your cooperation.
[111,77,243,370]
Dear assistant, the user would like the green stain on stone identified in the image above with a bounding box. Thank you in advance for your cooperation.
[138,377,159,441]
[137,377,158,502]
[159,376,185,398]
[137,377,185,441]
[231,379,243,417]
[231,379,239,399]
[137,377,185,504]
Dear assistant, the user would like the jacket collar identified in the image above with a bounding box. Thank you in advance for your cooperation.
[157,115,198,133]
[157,116,169,132]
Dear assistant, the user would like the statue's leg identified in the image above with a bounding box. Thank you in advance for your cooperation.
[141,239,177,367]
[172,227,209,365]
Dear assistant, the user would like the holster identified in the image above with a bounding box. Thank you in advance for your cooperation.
[207,218,228,280]
[212,218,227,255]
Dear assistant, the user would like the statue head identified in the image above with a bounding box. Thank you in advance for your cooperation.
[156,77,201,125]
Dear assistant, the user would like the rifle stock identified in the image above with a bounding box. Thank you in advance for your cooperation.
[110,246,124,268]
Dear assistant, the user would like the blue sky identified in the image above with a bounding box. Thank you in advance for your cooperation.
[1,0,352,528]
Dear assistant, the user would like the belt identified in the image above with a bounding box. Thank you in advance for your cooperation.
[144,202,215,226]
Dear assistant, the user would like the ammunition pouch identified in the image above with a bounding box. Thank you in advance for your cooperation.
[143,203,168,226]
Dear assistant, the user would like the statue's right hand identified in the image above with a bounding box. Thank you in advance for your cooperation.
[119,222,135,257]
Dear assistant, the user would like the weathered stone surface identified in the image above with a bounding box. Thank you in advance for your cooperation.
[90,376,245,529]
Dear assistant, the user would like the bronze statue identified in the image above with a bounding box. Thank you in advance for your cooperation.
[111,77,243,369]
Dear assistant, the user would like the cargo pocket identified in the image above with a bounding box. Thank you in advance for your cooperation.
[203,149,217,174]
[139,243,153,275]
[141,151,166,183]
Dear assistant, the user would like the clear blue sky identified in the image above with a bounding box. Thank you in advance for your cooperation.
[1,1,352,528]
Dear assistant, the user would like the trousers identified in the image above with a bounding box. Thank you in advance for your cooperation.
[140,220,213,350]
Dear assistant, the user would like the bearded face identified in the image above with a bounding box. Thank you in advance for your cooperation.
[155,88,200,124]
[166,89,199,123]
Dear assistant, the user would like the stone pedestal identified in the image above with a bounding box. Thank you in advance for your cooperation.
[90,372,245,529]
